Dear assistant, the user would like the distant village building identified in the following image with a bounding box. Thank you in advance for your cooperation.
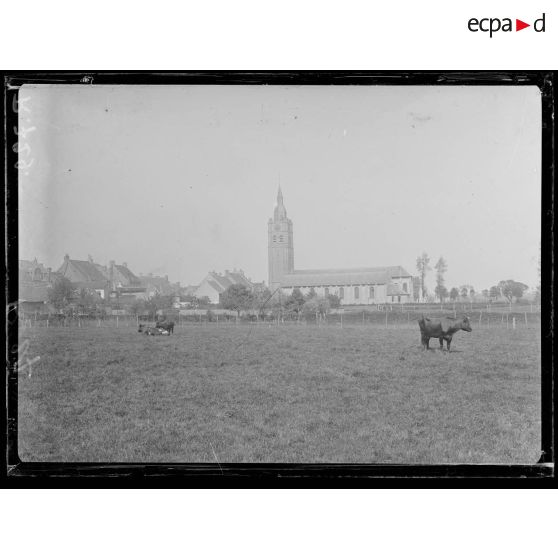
[138,273,180,297]
[57,255,149,306]
[18,258,58,314]
[195,269,254,304]
[57,254,111,299]
[268,189,413,304]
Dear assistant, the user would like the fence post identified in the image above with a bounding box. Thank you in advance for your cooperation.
[479,311,482,327]
[512,317,516,330]
[116,315,119,328]
[506,314,509,329]
[341,312,343,329]
[524,312,528,326]
[385,312,388,329]
[362,311,365,325]
[46,319,49,328]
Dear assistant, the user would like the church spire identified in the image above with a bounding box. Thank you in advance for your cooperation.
[274,187,287,221]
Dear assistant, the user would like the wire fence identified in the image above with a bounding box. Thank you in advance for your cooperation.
[19,307,541,331]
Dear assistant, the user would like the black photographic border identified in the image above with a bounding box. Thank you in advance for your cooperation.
[2,71,555,486]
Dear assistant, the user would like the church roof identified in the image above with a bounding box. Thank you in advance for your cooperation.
[280,266,412,288]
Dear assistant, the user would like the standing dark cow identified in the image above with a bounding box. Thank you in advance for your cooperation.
[155,320,175,334]
[418,315,472,352]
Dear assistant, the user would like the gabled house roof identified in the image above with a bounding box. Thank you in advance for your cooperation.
[197,270,255,296]
[58,258,108,283]
[115,265,141,286]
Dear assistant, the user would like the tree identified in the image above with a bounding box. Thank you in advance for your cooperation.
[434,256,448,302]
[482,289,489,300]
[416,252,431,301]
[252,287,273,317]
[469,287,476,299]
[326,293,341,309]
[498,280,529,304]
[220,284,254,316]
[489,286,500,300]
[449,287,459,302]
[196,296,212,308]
[130,298,147,316]
[301,295,330,320]
[48,277,75,310]
[434,284,448,303]
[285,288,305,318]
[305,287,317,301]
[460,286,469,300]
[77,288,97,313]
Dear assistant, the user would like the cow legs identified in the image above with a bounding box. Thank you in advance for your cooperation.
[439,337,444,351]
[446,338,452,352]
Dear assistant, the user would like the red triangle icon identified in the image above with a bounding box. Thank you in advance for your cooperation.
[516,19,530,31]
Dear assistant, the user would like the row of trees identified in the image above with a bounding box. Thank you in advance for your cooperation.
[416,252,530,304]
[220,284,340,319]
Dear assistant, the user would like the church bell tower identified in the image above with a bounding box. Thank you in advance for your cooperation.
[268,187,294,290]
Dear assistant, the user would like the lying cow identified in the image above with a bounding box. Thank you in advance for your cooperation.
[418,315,472,352]
[138,324,169,336]
[155,320,175,334]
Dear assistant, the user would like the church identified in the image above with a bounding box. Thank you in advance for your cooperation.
[268,188,413,305]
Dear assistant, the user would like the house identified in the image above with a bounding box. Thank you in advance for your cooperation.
[138,273,180,297]
[268,189,413,305]
[57,254,111,299]
[19,258,54,283]
[18,258,57,315]
[195,269,254,304]
[57,255,148,303]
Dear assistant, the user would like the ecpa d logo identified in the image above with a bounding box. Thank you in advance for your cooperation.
[468,13,546,37]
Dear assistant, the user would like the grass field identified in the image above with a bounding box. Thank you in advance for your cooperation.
[17,322,541,463]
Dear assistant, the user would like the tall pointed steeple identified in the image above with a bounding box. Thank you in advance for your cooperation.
[274,186,287,221]
[268,187,294,289]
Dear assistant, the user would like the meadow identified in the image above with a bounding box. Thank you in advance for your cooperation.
[17,320,541,463]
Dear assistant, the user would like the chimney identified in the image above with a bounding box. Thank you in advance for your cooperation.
[88,254,93,263]
[123,262,128,268]
[64,254,70,262]
[47,267,52,282]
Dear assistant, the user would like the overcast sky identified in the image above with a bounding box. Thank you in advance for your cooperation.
[19,84,541,292]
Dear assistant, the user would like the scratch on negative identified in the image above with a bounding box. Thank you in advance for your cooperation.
[210,442,224,475]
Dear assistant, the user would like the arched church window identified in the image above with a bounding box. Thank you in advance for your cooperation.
[339,287,344,299]
[369,286,375,298]
[354,286,359,299]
